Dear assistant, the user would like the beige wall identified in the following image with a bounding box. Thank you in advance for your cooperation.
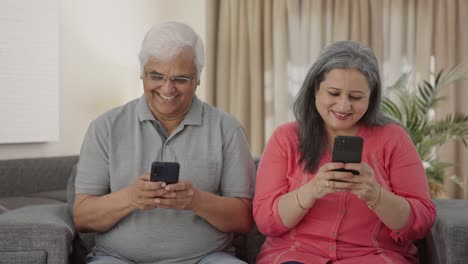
[0,0,206,159]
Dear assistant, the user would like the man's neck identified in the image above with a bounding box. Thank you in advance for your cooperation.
[151,104,191,136]
[159,118,183,136]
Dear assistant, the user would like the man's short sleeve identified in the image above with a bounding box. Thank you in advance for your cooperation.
[75,119,110,196]
[220,125,255,199]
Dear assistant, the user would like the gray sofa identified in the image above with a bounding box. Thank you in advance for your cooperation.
[0,156,78,264]
[0,156,468,264]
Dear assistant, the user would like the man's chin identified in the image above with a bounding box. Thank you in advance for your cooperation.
[154,107,182,117]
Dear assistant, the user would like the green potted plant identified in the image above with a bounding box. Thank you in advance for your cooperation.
[381,64,468,197]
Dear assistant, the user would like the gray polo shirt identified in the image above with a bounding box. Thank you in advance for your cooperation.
[75,95,255,263]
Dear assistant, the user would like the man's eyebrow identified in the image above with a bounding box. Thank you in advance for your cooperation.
[147,70,162,75]
[146,70,191,78]
[174,74,192,78]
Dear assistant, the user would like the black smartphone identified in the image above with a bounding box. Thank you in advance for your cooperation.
[332,136,363,175]
[150,161,180,184]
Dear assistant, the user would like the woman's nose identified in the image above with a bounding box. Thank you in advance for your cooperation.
[336,97,351,111]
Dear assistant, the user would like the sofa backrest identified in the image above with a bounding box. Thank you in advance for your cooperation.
[0,156,79,198]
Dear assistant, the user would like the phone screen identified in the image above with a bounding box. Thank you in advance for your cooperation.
[332,136,363,175]
[150,161,180,184]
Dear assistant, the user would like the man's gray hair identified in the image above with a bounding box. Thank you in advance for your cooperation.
[138,21,205,80]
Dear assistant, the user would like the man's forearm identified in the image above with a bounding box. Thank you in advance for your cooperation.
[73,188,135,233]
[191,191,253,234]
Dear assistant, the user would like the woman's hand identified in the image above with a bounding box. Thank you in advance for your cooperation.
[304,162,381,202]
[334,163,412,230]
[339,163,381,204]
[300,162,356,206]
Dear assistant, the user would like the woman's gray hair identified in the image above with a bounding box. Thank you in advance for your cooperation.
[138,21,205,80]
[292,40,393,173]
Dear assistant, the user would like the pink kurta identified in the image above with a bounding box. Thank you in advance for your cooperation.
[253,122,436,264]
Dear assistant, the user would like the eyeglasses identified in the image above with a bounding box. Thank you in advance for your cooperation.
[144,72,194,88]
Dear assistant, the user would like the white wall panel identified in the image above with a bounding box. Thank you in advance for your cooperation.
[0,0,59,143]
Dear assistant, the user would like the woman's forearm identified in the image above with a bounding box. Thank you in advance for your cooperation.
[371,188,411,230]
[278,188,315,228]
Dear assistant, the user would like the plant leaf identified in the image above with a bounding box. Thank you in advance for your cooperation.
[382,63,468,196]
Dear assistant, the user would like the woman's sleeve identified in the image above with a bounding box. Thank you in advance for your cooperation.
[253,125,294,236]
[386,127,436,242]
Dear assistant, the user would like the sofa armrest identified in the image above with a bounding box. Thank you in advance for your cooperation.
[0,203,75,264]
[426,199,468,264]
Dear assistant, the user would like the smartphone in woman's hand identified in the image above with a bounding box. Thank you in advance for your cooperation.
[332,136,363,175]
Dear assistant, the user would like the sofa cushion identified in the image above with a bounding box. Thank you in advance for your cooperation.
[426,199,468,264]
[233,224,265,264]
[28,189,68,202]
[66,163,77,215]
[65,163,96,258]
[0,250,47,264]
[0,204,7,214]
[0,204,75,264]
[0,196,63,211]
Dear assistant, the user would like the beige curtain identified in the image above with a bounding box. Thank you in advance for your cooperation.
[285,0,384,113]
[383,0,468,198]
[206,0,468,198]
[205,0,290,156]
[433,0,468,199]
[205,0,383,156]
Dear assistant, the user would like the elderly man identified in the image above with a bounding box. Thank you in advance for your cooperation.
[73,21,255,264]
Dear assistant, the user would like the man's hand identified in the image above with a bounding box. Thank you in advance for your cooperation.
[128,174,171,210]
[153,180,196,210]
[148,180,252,233]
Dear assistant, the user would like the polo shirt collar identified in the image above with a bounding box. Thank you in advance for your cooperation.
[137,95,203,126]
[137,95,156,122]
[182,96,203,126]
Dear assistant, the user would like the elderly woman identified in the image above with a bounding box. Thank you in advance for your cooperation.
[253,40,436,264]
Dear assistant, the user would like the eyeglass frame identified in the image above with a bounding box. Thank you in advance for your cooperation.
[144,71,195,88]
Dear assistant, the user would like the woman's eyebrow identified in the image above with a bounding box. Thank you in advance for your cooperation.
[325,86,341,90]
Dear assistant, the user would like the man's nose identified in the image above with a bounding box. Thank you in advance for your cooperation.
[160,78,176,92]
